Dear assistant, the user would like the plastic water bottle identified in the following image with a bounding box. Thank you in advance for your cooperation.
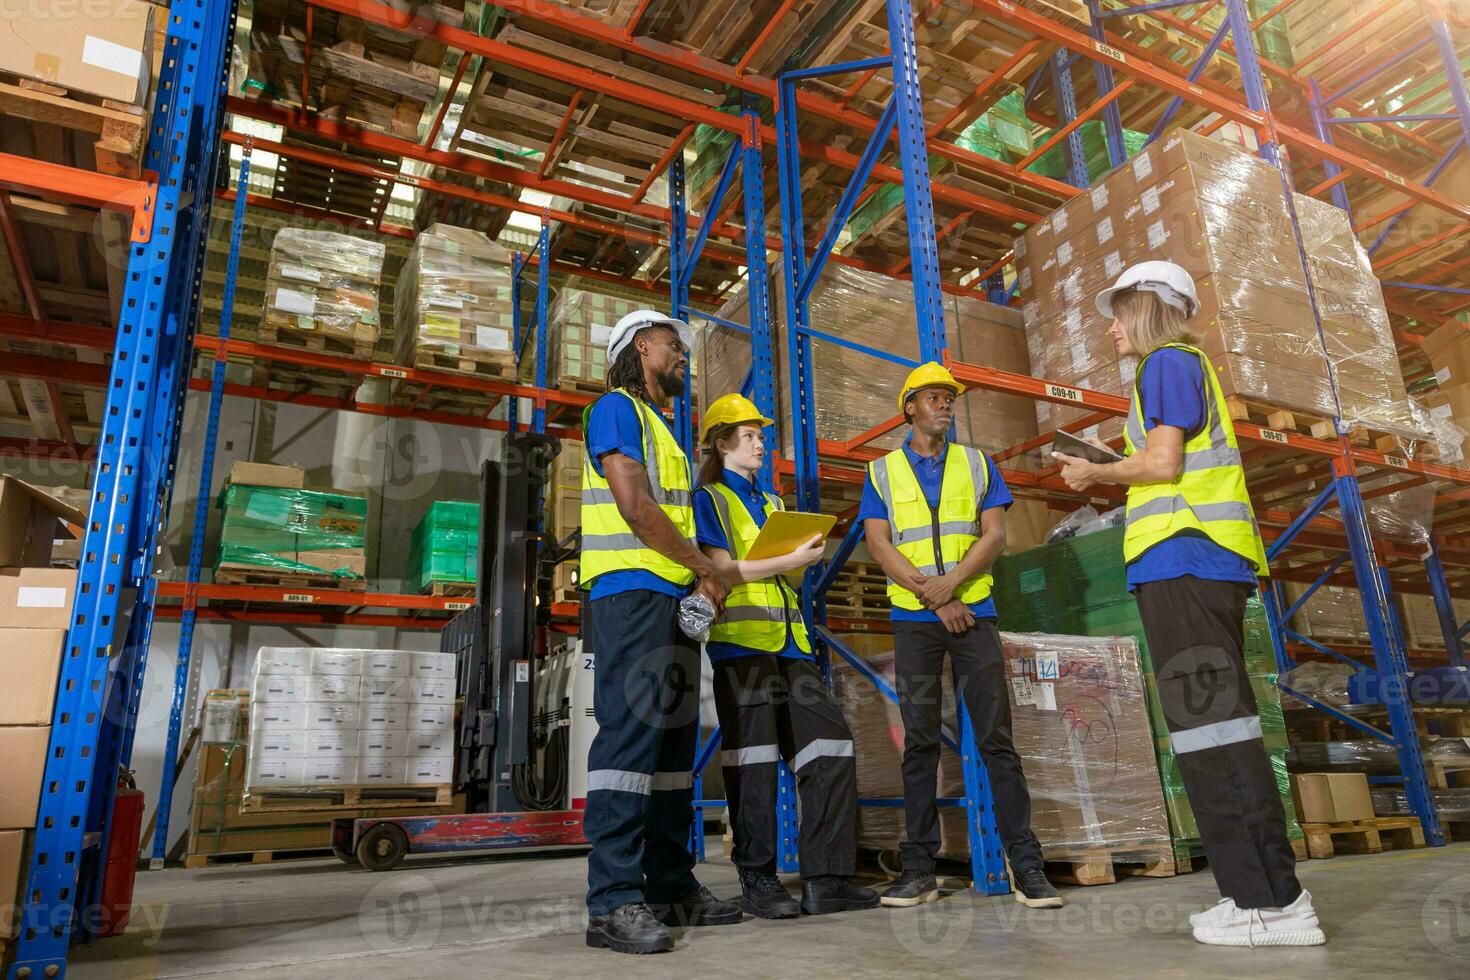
[678,592,716,642]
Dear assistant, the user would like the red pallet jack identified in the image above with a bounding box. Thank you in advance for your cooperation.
[332,433,591,871]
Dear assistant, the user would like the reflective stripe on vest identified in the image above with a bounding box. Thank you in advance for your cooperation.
[579,389,697,589]
[702,481,813,655]
[868,444,993,611]
[1121,344,1268,575]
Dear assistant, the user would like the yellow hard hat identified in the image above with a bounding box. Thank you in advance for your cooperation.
[700,392,775,445]
[897,362,964,413]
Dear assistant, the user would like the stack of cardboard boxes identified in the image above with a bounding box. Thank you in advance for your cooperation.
[394,225,517,378]
[406,501,479,594]
[1282,0,1372,63]
[246,648,455,797]
[1416,319,1470,463]
[0,477,88,948]
[547,442,584,599]
[835,631,1173,861]
[260,229,385,358]
[534,288,646,392]
[1014,128,1418,442]
[214,462,368,587]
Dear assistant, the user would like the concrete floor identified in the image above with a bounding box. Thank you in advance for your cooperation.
[72,840,1470,979]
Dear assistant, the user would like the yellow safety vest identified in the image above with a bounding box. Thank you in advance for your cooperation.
[579,388,696,590]
[699,481,812,655]
[868,444,994,611]
[1122,343,1269,575]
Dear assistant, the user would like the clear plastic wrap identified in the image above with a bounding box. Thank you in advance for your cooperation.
[1364,479,1436,546]
[262,229,385,355]
[1398,591,1470,651]
[393,224,515,376]
[1043,505,1100,543]
[242,647,456,799]
[1014,129,1421,438]
[832,631,1172,858]
[1280,581,1370,643]
[215,484,368,582]
[697,263,1038,461]
[1278,661,1357,707]
[533,288,645,390]
[1372,788,1470,820]
[1410,392,1468,464]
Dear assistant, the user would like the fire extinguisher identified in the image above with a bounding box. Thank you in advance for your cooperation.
[95,770,146,938]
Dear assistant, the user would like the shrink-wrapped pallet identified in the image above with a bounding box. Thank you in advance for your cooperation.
[261,230,385,358]
[1014,129,1419,441]
[532,288,644,392]
[833,631,1172,860]
[394,225,516,377]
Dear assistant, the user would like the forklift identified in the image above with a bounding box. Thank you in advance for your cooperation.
[331,431,594,871]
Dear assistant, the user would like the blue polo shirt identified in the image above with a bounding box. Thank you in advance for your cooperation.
[857,435,1011,622]
[693,470,813,663]
[584,392,693,602]
[1126,348,1257,591]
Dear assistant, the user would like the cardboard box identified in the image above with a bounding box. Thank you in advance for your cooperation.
[304,757,358,785]
[0,726,51,828]
[251,673,306,704]
[0,476,86,569]
[0,628,65,726]
[408,704,453,735]
[246,756,306,788]
[226,461,305,490]
[360,757,408,784]
[0,3,155,104]
[0,829,26,939]
[361,677,412,703]
[313,650,363,676]
[358,729,406,757]
[360,703,408,730]
[0,568,75,631]
[255,648,314,675]
[304,703,359,732]
[409,652,456,679]
[1291,772,1374,824]
[410,678,454,704]
[405,755,452,784]
[305,675,359,703]
[362,650,413,678]
[251,701,307,732]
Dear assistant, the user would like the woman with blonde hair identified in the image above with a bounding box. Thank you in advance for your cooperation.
[1054,260,1325,948]
[692,393,879,920]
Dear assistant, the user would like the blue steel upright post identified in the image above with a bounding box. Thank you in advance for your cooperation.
[11,1,241,975]
[1221,0,1441,844]
[1049,50,1091,189]
[667,156,695,455]
[509,251,524,433]
[148,147,254,869]
[532,220,550,434]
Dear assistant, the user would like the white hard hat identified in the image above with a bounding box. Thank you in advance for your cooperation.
[1095,260,1200,319]
[606,309,695,364]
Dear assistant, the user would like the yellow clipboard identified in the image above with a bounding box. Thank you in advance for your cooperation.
[745,511,836,561]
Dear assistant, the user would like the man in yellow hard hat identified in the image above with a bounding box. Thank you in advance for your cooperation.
[859,362,1061,910]
[692,392,878,919]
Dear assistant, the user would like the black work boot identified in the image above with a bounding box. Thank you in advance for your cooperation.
[880,870,939,908]
[586,902,675,954]
[1014,867,1064,909]
[648,885,744,927]
[739,868,801,919]
[800,875,881,915]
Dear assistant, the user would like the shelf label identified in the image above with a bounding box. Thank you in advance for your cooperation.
[376,366,408,379]
[1259,428,1288,444]
[282,593,315,604]
[444,600,472,611]
[1385,171,1405,186]
[1383,454,1409,469]
[1095,41,1126,63]
[398,174,420,187]
[997,0,1016,11]
[1047,383,1083,403]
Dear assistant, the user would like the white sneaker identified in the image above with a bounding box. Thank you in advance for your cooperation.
[1189,897,1237,928]
[1192,890,1326,947]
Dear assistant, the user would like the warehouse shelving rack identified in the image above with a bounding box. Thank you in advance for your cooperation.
[7,0,1470,972]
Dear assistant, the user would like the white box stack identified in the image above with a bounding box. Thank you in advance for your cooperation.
[245,647,457,794]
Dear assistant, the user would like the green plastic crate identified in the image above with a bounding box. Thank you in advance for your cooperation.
[406,500,480,593]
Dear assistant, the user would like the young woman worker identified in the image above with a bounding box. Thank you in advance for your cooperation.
[692,393,881,920]
[1054,260,1326,948]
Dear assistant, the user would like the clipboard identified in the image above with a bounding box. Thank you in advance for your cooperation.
[1051,429,1123,465]
[745,511,836,561]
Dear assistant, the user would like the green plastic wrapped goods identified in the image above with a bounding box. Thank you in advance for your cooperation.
[215,484,367,580]
[406,500,480,593]
[1030,123,1148,184]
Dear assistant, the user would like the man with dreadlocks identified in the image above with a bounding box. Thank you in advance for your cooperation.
[580,309,740,954]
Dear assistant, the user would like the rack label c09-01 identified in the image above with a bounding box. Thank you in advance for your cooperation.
[1046,383,1084,403]
[282,593,315,603]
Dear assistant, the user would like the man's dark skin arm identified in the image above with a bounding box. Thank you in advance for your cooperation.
[603,451,730,614]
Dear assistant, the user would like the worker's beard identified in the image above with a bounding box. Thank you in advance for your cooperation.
[656,365,687,398]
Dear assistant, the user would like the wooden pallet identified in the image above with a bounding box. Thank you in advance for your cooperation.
[184,847,336,870]
[215,566,368,592]
[0,71,148,178]
[1429,759,1470,790]
[240,783,453,814]
[1041,841,1180,886]
[407,346,517,379]
[388,377,502,418]
[258,319,378,361]
[1299,816,1426,859]
[1437,819,1470,844]
[423,580,475,597]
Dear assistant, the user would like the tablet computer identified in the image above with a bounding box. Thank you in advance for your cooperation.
[1051,429,1124,465]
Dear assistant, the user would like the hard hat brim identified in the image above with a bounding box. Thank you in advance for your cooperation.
[699,412,776,446]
